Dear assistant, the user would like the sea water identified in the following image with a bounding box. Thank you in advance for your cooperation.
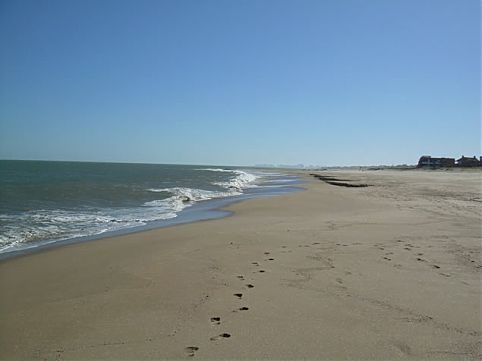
[0,160,300,255]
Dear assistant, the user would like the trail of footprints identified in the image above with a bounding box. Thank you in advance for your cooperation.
[376,239,448,276]
[186,249,274,357]
[186,238,469,356]
[185,241,359,357]
[182,238,458,357]
[184,240,374,357]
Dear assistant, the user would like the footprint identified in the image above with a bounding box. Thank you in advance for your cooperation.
[236,275,244,280]
[416,258,425,262]
[210,317,221,325]
[251,262,259,266]
[404,247,411,250]
[264,252,270,255]
[432,265,440,269]
[239,306,249,311]
[210,333,231,341]
[336,278,343,284]
[185,346,199,357]
[313,242,320,245]
[246,284,254,288]
[439,273,451,277]
[234,293,243,299]
[258,270,266,273]
[417,253,424,256]
[383,257,392,261]
[268,258,274,261]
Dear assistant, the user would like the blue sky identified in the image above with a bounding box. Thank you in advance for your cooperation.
[0,0,479,166]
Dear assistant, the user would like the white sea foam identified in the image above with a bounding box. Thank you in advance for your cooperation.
[213,171,258,190]
[0,168,294,255]
[144,187,239,216]
[147,187,236,201]
[0,204,181,253]
[195,168,235,172]
[196,168,259,191]
[0,183,248,253]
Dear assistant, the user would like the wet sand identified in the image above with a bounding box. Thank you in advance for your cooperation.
[0,169,480,360]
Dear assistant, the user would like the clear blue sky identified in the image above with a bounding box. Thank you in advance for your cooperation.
[0,0,479,166]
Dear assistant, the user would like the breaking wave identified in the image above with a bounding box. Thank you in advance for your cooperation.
[0,167,267,254]
[196,168,258,190]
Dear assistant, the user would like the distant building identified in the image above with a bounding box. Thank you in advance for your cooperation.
[456,156,480,167]
[417,156,455,168]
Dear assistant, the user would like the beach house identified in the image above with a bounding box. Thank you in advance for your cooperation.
[417,156,455,168]
[456,156,480,167]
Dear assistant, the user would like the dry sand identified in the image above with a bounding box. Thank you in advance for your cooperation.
[0,169,480,360]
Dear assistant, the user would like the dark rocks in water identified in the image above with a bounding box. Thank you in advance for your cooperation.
[180,196,191,202]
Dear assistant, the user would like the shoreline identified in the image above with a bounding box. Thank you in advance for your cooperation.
[0,174,303,261]
[0,169,480,360]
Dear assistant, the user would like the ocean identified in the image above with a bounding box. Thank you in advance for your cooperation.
[0,160,300,256]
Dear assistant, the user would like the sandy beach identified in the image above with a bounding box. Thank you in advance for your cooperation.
[0,169,480,360]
